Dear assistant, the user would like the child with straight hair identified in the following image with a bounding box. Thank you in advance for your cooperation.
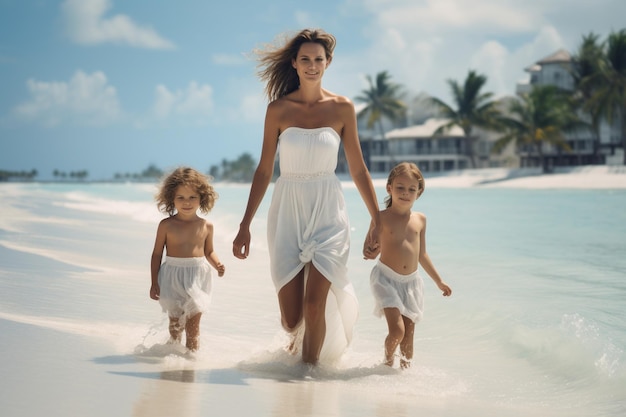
[150,167,225,352]
[363,162,451,368]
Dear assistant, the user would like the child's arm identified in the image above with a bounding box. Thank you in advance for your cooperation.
[418,214,452,297]
[150,220,167,300]
[204,222,225,277]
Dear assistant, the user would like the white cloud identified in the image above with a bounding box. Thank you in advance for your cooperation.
[211,53,247,66]
[470,41,510,96]
[61,0,175,49]
[294,11,314,28]
[11,70,122,127]
[333,0,623,104]
[149,82,215,125]
[237,94,266,123]
[370,0,542,33]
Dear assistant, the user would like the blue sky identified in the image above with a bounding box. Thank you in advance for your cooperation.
[1,0,624,180]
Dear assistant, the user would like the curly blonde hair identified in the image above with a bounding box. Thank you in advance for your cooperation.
[385,162,425,208]
[254,28,336,102]
[155,167,218,216]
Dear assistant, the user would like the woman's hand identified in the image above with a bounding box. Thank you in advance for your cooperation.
[232,227,251,259]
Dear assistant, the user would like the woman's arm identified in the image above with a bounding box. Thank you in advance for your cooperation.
[340,98,380,249]
[232,103,280,259]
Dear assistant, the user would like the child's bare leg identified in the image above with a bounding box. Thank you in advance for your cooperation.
[301,265,331,365]
[168,317,183,342]
[399,316,415,369]
[277,270,304,353]
[185,313,202,351]
[383,308,405,367]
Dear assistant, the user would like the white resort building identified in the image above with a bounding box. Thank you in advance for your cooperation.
[347,49,623,174]
[516,49,623,168]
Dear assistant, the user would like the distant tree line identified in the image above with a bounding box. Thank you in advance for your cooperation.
[0,168,91,182]
[110,154,258,183]
[53,169,89,181]
[0,169,38,182]
[113,164,163,181]
[209,152,257,182]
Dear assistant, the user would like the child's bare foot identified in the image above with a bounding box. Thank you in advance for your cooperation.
[168,318,183,342]
[384,351,397,367]
[186,336,199,352]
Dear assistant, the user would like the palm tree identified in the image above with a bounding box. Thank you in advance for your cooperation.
[231,152,256,182]
[571,32,604,164]
[492,85,587,172]
[585,29,626,164]
[355,71,406,169]
[429,70,501,168]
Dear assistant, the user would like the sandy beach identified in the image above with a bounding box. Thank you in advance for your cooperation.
[1,167,625,417]
[368,166,626,189]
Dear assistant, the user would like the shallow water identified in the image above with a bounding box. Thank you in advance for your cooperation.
[0,182,625,417]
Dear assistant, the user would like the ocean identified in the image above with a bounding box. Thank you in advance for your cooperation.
[0,181,624,417]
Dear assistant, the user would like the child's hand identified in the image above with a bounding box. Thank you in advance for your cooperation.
[438,282,452,297]
[149,284,160,300]
[216,263,225,277]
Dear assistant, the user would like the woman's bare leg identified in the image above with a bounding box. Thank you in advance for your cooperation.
[301,265,331,365]
[399,316,415,369]
[383,308,405,367]
[185,313,202,351]
[277,269,305,352]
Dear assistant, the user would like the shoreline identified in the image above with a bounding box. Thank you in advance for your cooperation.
[2,166,626,189]
[364,166,626,189]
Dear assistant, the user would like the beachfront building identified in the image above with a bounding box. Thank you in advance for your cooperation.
[516,49,623,167]
[362,118,511,174]
[336,99,517,174]
[374,119,468,173]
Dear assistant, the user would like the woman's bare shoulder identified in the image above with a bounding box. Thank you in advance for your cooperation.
[323,89,353,105]
[267,95,299,117]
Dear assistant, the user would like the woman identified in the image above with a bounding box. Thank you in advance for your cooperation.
[232,28,380,365]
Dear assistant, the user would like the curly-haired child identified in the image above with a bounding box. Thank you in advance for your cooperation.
[150,167,225,352]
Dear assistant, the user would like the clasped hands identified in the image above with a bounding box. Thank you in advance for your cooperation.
[362,223,380,260]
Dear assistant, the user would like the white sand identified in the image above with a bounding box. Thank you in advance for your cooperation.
[369,166,626,189]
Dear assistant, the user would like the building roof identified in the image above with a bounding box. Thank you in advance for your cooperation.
[536,49,571,65]
[524,48,571,72]
[524,63,542,73]
[385,118,465,139]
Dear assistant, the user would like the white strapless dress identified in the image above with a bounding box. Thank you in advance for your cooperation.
[267,126,358,363]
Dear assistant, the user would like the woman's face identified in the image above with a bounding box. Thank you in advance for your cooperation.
[292,42,330,83]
